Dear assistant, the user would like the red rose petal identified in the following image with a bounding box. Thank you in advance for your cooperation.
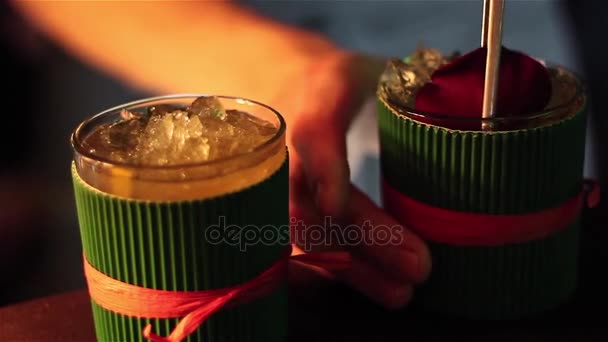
[415,47,552,130]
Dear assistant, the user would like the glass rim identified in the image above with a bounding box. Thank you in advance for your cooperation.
[380,65,585,124]
[71,94,286,170]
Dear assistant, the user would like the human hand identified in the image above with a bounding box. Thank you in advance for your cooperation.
[275,52,432,309]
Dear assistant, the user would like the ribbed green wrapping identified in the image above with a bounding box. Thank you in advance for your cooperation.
[422,223,579,318]
[377,97,587,319]
[72,158,289,341]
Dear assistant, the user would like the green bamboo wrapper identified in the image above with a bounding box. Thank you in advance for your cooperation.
[72,157,289,341]
[377,97,587,319]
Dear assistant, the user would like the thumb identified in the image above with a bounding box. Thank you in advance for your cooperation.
[289,53,360,217]
[290,99,351,218]
[290,53,386,217]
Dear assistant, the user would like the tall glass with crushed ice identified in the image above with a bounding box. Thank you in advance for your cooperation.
[71,95,288,341]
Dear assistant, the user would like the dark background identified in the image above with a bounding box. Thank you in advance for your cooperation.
[0,0,605,307]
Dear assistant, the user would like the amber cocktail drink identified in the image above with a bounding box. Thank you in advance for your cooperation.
[71,95,289,342]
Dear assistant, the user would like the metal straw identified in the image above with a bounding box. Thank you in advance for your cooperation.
[481,0,489,47]
[481,0,505,130]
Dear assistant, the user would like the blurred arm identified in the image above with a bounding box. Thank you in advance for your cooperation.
[12,1,342,105]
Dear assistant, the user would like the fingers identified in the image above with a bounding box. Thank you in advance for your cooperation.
[289,54,359,218]
[338,256,414,310]
[290,171,431,284]
[291,120,350,218]
[289,153,320,225]
[288,53,387,219]
[288,248,413,310]
[289,152,338,251]
[289,243,415,310]
[346,186,432,285]
[289,93,352,217]
[289,154,335,253]
[289,175,430,309]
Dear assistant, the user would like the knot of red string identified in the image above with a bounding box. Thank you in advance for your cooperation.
[84,247,351,342]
